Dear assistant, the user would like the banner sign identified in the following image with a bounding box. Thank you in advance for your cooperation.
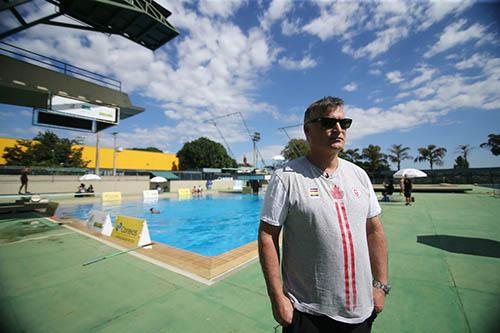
[50,95,119,124]
[87,210,113,236]
[178,188,191,198]
[102,192,122,201]
[143,190,159,200]
[46,201,59,216]
[111,215,152,248]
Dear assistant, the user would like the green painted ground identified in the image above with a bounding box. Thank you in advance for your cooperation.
[0,187,499,333]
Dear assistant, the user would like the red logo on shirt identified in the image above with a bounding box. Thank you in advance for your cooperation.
[332,185,344,199]
[352,188,361,198]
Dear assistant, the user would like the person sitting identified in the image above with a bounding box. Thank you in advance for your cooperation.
[86,185,94,193]
[382,179,395,202]
[75,183,86,197]
[197,185,203,194]
[149,208,160,214]
[192,186,198,195]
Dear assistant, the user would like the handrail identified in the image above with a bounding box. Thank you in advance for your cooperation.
[0,41,122,91]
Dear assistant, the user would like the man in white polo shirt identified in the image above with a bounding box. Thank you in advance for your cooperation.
[258,96,389,332]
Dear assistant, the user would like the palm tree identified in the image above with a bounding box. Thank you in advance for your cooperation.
[361,144,389,172]
[387,144,412,170]
[414,144,447,170]
[456,144,473,167]
[480,133,500,156]
[340,148,362,164]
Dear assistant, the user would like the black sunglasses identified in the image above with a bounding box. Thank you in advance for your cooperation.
[306,117,352,130]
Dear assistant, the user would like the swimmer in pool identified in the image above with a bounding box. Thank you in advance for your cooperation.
[149,208,160,214]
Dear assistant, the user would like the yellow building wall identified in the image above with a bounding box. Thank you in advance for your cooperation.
[0,137,179,171]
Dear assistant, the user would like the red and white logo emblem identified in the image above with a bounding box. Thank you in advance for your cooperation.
[332,185,344,199]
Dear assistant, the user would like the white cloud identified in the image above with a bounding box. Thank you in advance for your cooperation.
[424,19,487,58]
[455,52,489,70]
[260,0,294,31]
[0,111,16,118]
[401,66,436,89]
[395,92,410,99]
[386,71,404,84]
[278,55,317,70]
[281,18,301,36]
[343,82,358,92]
[302,1,361,41]
[419,0,474,31]
[301,1,474,60]
[369,69,382,76]
[198,0,245,18]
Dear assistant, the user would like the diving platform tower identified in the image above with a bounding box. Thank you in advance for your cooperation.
[0,0,179,132]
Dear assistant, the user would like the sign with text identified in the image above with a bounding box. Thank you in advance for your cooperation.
[111,215,152,248]
[87,210,113,236]
[102,192,122,202]
[50,95,119,124]
[143,190,159,200]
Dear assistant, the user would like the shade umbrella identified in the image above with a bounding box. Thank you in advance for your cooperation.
[393,168,427,179]
[80,174,101,181]
[150,176,167,183]
[272,155,285,161]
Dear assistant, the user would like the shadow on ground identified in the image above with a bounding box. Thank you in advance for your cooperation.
[417,235,500,258]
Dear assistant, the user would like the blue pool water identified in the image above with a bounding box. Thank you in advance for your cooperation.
[57,194,263,256]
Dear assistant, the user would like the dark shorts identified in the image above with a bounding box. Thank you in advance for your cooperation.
[404,190,412,198]
[283,309,377,333]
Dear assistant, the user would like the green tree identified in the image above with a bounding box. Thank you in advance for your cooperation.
[340,148,361,164]
[176,137,237,170]
[455,144,473,168]
[281,138,310,160]
[453,156,469,169]
[480,133,500,156]
[414,144,447,170]
[361,144,389,172]
[387,144,412,170]
[129,147,163,153]
[2,131,88,167]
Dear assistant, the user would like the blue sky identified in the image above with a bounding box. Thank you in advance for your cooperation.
[0,0,499,170]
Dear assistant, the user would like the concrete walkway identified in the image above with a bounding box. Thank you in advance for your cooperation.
[0,187,499,332]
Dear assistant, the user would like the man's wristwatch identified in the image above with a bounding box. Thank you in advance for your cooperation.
[373,279,391,295]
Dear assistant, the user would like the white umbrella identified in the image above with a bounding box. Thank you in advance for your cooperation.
[150,176,167,183]
[393,168,427,179]
[272,154,285,161]
[80,174,101,181]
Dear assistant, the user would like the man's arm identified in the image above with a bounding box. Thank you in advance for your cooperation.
[366,215,388,313]
[258,221,294,326]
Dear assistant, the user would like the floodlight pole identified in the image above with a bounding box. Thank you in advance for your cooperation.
[251,132,261,168]
[95,132,100,175]
[112,132,118,176]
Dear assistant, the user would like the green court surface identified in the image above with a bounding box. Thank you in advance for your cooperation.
[0,187,499,332]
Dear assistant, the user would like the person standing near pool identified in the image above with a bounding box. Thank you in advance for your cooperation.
[18,167,31,194]
[403,177,413,206]
[258,96,389,332]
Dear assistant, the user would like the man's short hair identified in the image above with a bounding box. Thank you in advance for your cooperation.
[304,96,344,123]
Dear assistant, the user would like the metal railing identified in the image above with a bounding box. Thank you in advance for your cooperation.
[0,41,121,91]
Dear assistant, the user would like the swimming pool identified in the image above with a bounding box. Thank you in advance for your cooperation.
[57,194,263,256]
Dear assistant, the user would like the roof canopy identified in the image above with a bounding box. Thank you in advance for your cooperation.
[1,0,179,51]
[151,171,180,180]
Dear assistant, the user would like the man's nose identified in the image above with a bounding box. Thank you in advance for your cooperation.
[332,121,342,133]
